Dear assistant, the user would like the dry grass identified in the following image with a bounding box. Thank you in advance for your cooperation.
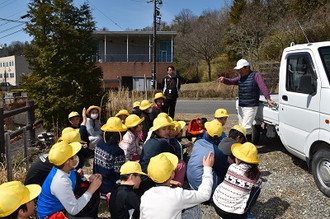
[0,161,27,184]
[180,82,238,99]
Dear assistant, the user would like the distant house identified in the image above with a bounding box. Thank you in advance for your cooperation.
[0,56,30,87]
[93,30,177,90]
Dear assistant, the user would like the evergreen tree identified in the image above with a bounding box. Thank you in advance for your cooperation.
[23,0,103,130]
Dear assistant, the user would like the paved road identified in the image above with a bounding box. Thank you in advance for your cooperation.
[176,99,236,115]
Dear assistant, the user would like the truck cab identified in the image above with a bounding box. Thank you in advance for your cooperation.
[255,41,330,197]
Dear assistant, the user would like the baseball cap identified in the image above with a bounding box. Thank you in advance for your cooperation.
[234,59,250,70]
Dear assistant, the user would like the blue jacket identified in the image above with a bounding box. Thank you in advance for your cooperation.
[187,138,228,192]
[140,137,176,172]
[37,167,76,218]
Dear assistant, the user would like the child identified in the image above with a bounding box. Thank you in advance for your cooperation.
[37,141,102,219]
[213,142,262,219]
[0,181,41,219]
[109,161,146,219]
[139,100,153,141]
[187,119,228,192]
[140,152,214,219]
[186,118,207,140]
[131,101,141,116]
[219,125,246,165]
[115,109,130,124]
[150,92,166,121]
[119,114,144,161]
[86,105,103,147]
[214,108,229,142]
[93,117,127,195]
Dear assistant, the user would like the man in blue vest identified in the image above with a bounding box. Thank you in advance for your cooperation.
[218,59,275,141]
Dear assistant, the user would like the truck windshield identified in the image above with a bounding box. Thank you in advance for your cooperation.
[319,46,330,83]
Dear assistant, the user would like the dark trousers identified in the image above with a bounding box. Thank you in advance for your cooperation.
[165,98,177,118]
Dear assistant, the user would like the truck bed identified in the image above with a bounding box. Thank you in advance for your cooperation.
[255,94,279,125]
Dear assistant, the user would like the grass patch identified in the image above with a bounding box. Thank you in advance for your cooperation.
[180,82,238,99]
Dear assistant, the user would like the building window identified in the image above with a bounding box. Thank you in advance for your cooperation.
[4,73,8,78]
[0,63,2,67]
[12,61,14,66]
[10,73,14,78]
[0,74,2,78]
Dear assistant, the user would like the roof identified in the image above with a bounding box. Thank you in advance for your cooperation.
[93,30,177,37]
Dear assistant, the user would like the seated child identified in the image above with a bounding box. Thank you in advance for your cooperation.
[0,181,41,219]
[109,161,146,219]
[150,92,166,121]
[213,142,262,219]
[115,109,130,124]
[140,152,214,219]
[186,118,207,140]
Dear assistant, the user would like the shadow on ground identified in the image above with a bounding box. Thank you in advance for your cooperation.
[253,197,290,219]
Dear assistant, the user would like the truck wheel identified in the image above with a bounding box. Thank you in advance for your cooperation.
[252,124,261,144]
[312,148,330,197]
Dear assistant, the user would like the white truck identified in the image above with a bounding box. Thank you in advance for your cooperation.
[255,41,330,197]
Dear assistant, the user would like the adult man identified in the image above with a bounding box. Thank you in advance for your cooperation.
[218,59,275,141]
[162,65,181,118]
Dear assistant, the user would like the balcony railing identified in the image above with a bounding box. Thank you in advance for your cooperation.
[92,54,173,63]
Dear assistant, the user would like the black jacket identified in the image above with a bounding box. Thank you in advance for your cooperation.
[109,185,141,219]
[162,74,181,99]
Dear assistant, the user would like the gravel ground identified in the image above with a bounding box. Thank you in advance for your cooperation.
[185,114,330,219]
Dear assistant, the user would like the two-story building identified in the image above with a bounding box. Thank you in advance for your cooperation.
[0,56,30,87]
[93,30,176,90]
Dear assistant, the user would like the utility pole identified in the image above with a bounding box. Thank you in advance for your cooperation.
[150,0,162,90]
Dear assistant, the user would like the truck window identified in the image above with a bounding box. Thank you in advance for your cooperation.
[286,53,317,95]
[319,46,330,84]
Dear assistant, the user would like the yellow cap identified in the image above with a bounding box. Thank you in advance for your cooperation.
[154,92,166,100]
[115,109,130,117]
[147,152,178,183]
[0,181,41,217]
[59,127,86,143]
[101,117,127,132]
[173,121,186,133]
[231,125,247,137]
[68,111,80,119]
[133,101,140,108]
[214,108,229,118]
[157,112,173,122]
[86,105,101,114]
[205,119,223,137]
[150,117,175,132]
[120,161,147,175]
[231,142,259,164]
[48,141,82,166]
[139,100,153,111]
[125,114,144,128]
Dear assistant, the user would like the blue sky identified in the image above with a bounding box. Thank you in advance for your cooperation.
[0,0,230,46]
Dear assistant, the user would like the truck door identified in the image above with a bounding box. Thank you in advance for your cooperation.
[279,52,319,156]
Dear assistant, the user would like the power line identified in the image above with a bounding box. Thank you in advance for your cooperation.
[0,17,25,24]
[0,23,24,34]
[89,2,123,30]
[0,29,23,40]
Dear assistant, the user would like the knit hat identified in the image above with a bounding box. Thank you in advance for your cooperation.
[147,152,178,183]
[231,142,259,164]
[0,181,41,217]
